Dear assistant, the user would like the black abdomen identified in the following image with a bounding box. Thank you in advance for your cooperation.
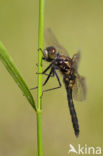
[64,78,79,137]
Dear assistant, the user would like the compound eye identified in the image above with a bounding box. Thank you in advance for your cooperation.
[47,46,56,54]
[51,47,56,54]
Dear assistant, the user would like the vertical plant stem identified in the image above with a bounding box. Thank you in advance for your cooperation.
[37,0,45,156]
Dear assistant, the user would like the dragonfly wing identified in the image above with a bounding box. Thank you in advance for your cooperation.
[44,28,69,56]
[72,50,81,72]
[72,74,87,101]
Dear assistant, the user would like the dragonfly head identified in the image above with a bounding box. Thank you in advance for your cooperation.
[43,46,57,61]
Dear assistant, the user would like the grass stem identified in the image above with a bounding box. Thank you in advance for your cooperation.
[36,0,45,155]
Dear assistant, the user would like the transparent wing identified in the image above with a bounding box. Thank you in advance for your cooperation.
[72,74,87,101]
[72,50,81,72]
[44,28,69,56]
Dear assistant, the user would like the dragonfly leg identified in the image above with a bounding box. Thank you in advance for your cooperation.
[30,67,54,90]
[43,63,53,74]
[36,72,54,77]
[36,62,53,75]
[35,63,54,76]
[42,68,62,95]
[38,48,42,51]
[42,68,54,86]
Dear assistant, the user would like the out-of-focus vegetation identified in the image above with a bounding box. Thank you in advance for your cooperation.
[0,0,103,156]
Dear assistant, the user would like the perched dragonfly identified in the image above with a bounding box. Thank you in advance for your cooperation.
[38,29,86,137]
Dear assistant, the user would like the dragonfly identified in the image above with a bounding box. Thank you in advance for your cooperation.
[37,29,86,137]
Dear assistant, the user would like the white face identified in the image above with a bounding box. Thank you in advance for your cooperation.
[43,49,49,59]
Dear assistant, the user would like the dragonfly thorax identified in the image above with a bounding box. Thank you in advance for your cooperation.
[54,55,72,72]
[54,56,76,88]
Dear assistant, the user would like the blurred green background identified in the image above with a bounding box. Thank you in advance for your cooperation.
[0,0,103,156]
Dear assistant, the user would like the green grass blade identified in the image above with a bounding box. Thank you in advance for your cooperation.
[0,42,37,112]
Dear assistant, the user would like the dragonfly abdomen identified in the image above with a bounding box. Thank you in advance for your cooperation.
[64,77,79,137]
